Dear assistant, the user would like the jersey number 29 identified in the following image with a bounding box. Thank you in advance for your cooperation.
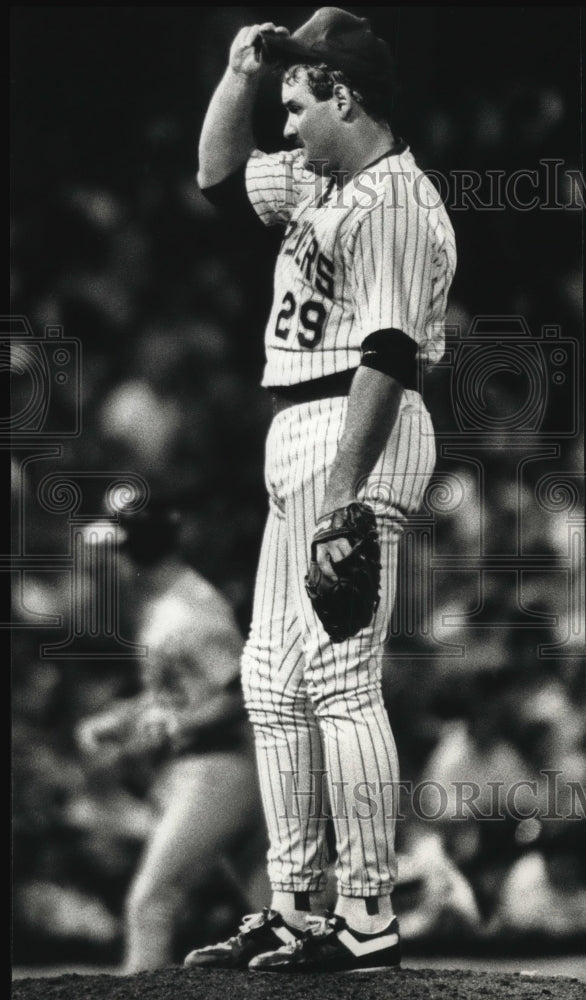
[275,293,326,348]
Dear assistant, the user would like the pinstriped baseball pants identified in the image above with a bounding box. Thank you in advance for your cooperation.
[241,391,436,897]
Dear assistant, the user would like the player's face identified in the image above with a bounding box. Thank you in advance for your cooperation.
[282,71,342,173]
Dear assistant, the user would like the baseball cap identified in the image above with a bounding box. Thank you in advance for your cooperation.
[256,7,395,90]
[83,500,182,566]
[116,503,181,565]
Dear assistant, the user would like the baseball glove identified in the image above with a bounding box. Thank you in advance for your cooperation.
[304,501,381,643]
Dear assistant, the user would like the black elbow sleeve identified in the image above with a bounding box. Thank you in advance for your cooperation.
[360,328,419,390]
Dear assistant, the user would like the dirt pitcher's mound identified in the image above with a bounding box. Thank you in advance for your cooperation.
[11,967,586,1000]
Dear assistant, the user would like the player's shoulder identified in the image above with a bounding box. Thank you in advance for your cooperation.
[246,147,318,213]
[344,146,455,246]
[399,148,456,234]
[247,147,312,186]
[248,147,305,168]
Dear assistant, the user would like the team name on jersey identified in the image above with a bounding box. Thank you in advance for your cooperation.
[281,219,335,301]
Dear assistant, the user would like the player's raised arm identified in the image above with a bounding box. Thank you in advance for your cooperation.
[197,23,289,189]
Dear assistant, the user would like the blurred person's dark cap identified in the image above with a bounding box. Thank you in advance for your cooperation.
[256,7,395,90]
[83,500,181,567]
[116,503,181,566]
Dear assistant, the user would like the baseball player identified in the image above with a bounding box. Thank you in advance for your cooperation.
[76,504,268,971]
[185,7,456,973]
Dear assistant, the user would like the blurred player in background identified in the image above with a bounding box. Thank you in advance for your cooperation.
[76,504,268,970]
[185,6,456,974]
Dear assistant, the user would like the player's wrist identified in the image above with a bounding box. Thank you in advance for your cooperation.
[226,62,264,84]
[319,493,357,519]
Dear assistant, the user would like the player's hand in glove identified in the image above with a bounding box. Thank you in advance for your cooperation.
[229,23,289,77]
[305,502,381,644]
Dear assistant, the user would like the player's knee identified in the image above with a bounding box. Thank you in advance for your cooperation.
[241,648,267,705]
[242,653,304,720]
[240,667,256,709]
[245,692,307,728]
[307,681,382,719]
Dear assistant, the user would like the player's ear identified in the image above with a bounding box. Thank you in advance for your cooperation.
[332,83,353,121]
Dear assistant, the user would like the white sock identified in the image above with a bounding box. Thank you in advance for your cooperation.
[335,895,395,934]
[271,890,325,930]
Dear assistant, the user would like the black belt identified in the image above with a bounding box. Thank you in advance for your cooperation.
[268,369,358,416]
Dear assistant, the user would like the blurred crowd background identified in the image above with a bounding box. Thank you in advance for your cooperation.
[10,6,584,967]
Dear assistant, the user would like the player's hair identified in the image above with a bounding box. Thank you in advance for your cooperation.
[283,63,394,126]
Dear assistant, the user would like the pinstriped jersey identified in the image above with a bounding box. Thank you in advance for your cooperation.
[245,145,457,388]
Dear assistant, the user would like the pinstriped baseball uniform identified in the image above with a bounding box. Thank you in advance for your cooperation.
[246,144,455,384]
[241,144,456,896]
